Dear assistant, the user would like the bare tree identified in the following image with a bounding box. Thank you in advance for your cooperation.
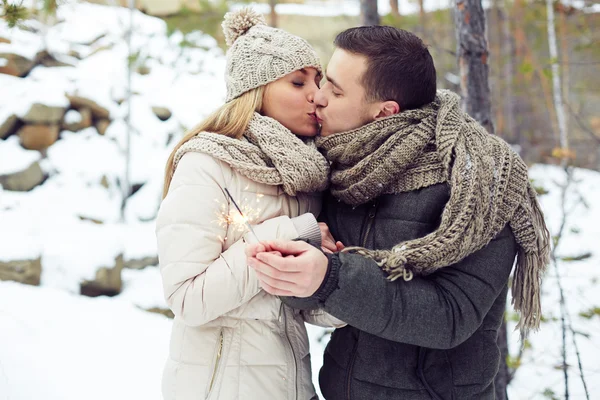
[121,0,134,222]
[360,0,379,26]
[547,0,569,160]
[454,0,494,134]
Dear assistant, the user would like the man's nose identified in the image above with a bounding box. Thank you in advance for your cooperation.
[315,87,328,108]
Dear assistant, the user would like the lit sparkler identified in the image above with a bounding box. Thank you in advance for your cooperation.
[218,188,261,243]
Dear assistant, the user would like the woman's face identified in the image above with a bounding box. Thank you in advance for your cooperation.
[261,67,321,137]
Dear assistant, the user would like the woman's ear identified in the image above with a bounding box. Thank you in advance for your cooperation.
[374,101,400,119]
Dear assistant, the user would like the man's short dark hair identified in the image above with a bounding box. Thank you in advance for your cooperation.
[334,26,437,110]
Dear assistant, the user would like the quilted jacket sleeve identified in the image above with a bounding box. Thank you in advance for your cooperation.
[156,152,301,327]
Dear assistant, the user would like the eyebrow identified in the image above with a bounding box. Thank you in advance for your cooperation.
[325,74,343,91]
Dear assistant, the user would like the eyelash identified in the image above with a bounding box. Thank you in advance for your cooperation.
[293,82,304,87]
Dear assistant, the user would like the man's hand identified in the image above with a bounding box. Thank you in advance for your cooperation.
[247,240,329,297]
[319,222,346,254]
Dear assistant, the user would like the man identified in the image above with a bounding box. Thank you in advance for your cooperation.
[246,26,549,399]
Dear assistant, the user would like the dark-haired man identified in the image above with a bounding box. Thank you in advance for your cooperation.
[246,26,549,400]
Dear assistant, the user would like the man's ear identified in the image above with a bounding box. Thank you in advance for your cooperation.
[374,101,400,119]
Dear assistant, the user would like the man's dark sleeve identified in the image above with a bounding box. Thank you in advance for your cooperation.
[281,227,517,349]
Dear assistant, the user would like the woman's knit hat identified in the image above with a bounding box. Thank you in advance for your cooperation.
[222,8,322,102]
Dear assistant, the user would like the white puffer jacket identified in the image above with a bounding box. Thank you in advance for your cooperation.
[157,151,344,400]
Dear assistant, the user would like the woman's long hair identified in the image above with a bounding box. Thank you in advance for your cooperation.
[162,86,265,198]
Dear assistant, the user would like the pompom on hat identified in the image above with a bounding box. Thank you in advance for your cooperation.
[221,8,322,102]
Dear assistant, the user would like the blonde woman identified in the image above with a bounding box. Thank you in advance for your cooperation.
[156,9,345,400]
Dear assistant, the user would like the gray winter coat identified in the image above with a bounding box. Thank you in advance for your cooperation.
[283,183,518,400]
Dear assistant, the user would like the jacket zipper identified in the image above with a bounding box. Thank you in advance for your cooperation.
[207,330,224,398]
[361,200,378,247]
[345,333,360,400]
[282,304,298,400]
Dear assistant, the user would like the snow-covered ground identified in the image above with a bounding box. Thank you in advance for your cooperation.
[1,2,599,400]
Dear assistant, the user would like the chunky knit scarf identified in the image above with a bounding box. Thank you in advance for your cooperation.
[317,90,550,338]
[173,113,330,195]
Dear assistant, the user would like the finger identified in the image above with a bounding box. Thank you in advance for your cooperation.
[248,257,300,282]
[322,247,333,254]
[257,278,295,297]
[254,271,297,292]
[336,241,345,251]
[255,250,303,272]
[322,239,337,252]
[263,239,312,256]
[245,243,266,258]
[267,250,282,257]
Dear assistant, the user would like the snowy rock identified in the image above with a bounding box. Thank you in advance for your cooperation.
[0,52,36,76]
[67,94,111,119]
[20,103,66,124]
[95,118,110,135]
[0,257,42,286]
[0,161,44,191]
[124,256,159,270]
[0,113,18,139]
[0,136,44,191]
[17,124,60,150]
[62,107,93,132]
[80,254,124,297]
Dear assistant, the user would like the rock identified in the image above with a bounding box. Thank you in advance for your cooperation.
[152,106,172,121]
[0,257,42,286]
[145,307,174,319]
[66,95,110,120]
[0,114,19,139]
[124,255,159,270]
[0,38,10,44]
[0,161,44,191]
[20,103,66,124]
[95,118,110,135]
[18,124,60,150]
[62,107,93,132]
[0,52,35,77]
[80,254,124,297]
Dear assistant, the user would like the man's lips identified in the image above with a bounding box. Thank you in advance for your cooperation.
[308,112,320,123]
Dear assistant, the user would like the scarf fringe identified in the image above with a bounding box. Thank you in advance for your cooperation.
[512,192,551,340]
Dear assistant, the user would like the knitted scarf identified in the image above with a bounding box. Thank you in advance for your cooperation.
[317,90,550,338]
[173,113,330,195]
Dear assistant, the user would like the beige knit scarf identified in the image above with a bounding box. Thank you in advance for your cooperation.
[172,113,330,196]
[317,90,550,338]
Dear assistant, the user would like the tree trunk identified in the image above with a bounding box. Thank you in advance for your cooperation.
[455,2,508,396]
[419,0,427,36]
[360,0,379,26]
[390,0,400,18]
[454,0,494,134]
[269,0,278,28]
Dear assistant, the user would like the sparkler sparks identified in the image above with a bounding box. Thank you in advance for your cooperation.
[214,188,262,243]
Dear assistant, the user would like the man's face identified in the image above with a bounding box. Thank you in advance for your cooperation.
[315,49,377,137]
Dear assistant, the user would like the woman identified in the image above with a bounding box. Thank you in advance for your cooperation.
[156,9,344,400]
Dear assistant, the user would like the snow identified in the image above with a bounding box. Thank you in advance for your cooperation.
[64,109,82,124]
[0,281,170,400]
[0,1,599,399]
[0,136,41,176]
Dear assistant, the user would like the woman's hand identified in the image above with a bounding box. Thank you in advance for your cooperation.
[319,222,345,254]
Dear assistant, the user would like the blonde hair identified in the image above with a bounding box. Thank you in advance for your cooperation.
[162,87,265,198]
